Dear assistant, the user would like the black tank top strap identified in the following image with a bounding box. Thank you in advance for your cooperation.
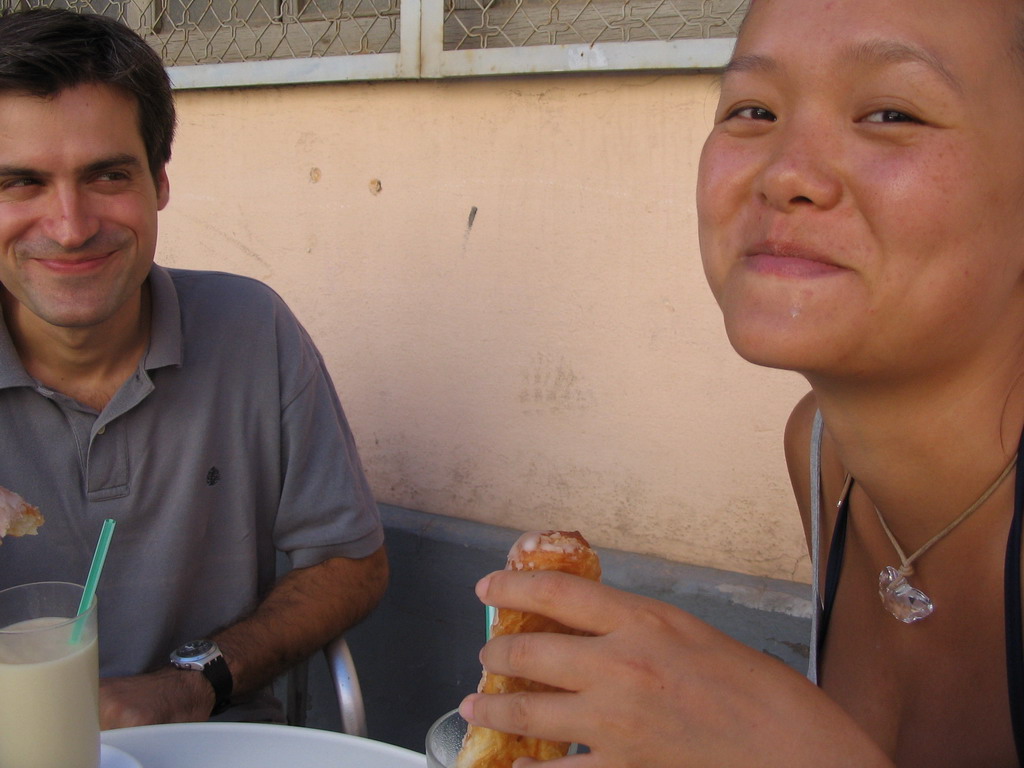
[818,476,852,666]
[1005,439,1024,765]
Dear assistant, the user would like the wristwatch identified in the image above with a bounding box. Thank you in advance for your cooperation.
[170,639,233,716]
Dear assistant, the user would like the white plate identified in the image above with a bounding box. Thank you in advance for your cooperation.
[101,723,423,768]
[101,743,143,768]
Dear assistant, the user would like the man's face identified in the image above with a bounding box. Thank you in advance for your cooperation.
[697,0,1024,383]
[0,83,169,332]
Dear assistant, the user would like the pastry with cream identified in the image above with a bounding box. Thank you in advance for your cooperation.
[0,486,43,543]
[456,530,601,767]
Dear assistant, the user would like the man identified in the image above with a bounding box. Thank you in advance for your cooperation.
[0,8,387,728]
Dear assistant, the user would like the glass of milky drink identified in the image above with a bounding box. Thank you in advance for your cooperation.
[0,581,99,768]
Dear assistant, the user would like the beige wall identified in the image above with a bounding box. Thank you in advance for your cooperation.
[158,72,811,582]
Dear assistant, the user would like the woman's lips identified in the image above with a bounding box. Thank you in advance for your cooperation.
[744,243,845,278]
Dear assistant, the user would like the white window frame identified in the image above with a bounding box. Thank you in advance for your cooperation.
[167,0,736,89]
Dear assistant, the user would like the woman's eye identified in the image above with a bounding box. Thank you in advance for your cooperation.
[728,106,777,122]
[863,109,919,124]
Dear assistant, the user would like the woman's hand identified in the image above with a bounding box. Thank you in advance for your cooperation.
[459,569,891,768]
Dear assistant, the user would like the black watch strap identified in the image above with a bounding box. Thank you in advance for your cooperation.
[171,640,234,717]
[203,654,233,716]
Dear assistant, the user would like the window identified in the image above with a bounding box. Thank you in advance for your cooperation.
[446,0,744,50]
[6,0,745,86]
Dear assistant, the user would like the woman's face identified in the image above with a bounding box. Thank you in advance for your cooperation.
[698,0,1024,383]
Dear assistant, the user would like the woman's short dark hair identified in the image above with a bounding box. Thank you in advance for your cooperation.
[0,8,176,178]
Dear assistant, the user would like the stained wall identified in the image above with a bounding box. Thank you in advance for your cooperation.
[158,72,810,581]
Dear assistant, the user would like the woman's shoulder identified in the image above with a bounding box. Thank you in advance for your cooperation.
[784,393,818,487]
[783,393,853,550]
[784,392,819,542]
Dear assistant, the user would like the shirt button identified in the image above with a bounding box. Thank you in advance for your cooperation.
[96,426,106,435]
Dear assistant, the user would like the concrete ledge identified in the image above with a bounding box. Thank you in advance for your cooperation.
[311,505,812,752]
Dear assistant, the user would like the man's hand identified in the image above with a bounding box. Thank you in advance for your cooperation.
[100,667,214,729]
[460,569,893,768]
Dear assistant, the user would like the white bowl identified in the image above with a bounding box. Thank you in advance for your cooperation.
[101,743,142,768]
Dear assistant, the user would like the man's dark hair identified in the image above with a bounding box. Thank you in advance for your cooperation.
[0,8,176,178]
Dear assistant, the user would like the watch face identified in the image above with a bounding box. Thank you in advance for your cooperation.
[175,639,214,661]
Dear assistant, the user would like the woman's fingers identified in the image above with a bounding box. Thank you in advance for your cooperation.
[461,690,586,746]
[479,629,595,692]
[477,569,658,637]
[512,755,594,768]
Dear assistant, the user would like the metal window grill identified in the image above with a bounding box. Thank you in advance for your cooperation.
[444,0,746,51]
[0,0,744,82]
[4,0,401,64]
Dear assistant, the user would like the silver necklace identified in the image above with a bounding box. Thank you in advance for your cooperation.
[871,454,1017,624]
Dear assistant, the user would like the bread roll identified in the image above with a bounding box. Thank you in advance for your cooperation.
[456,530,601,767]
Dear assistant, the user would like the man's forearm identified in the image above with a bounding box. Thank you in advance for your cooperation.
[99,547,388,729]
[212,546,389,698]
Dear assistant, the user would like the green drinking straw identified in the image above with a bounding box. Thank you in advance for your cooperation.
[485,604,496,641]
[71,518,116,643]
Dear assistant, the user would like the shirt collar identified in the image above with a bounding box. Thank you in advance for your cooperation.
[144,264,183,371]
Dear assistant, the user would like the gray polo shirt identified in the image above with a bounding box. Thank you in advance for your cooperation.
[0,265,383,719]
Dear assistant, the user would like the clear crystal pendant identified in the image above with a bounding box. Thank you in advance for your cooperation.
[878,566,934,623]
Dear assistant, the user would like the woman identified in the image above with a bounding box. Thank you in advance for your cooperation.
[461,0,1024,764]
